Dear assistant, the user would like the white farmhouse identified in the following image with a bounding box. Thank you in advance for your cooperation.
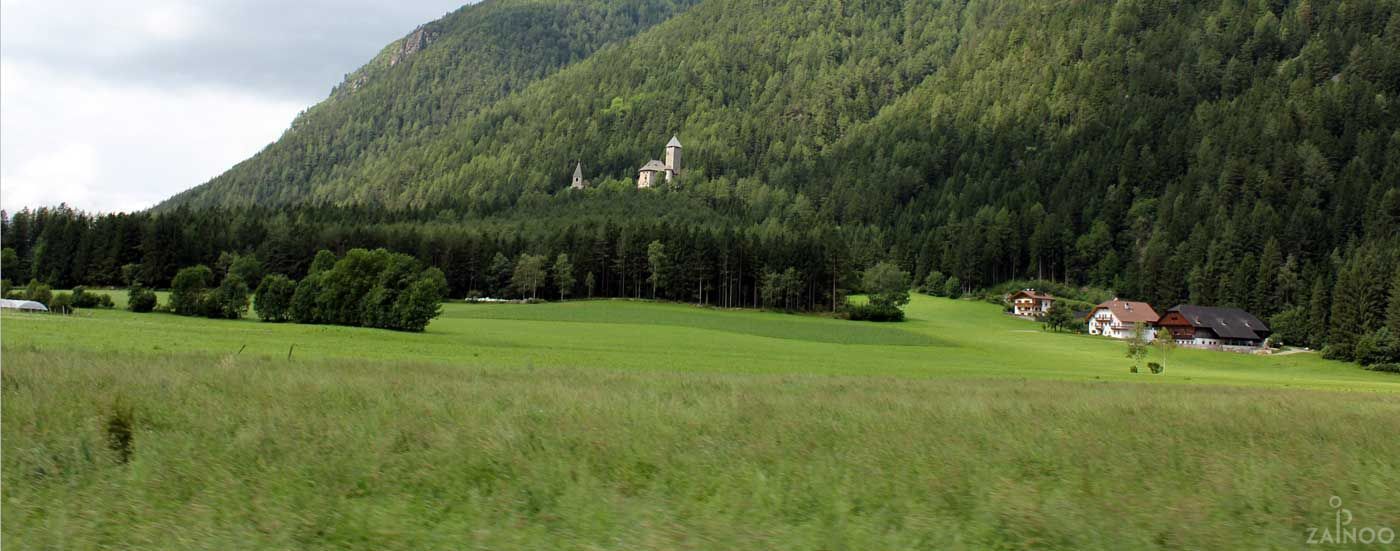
[1086,298,1159,340]
[1009,289,1055,317]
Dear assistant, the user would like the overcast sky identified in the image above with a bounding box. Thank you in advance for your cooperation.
[1,0,467,213]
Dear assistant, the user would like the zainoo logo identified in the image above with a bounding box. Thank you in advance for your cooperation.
[1307,496,1396,546]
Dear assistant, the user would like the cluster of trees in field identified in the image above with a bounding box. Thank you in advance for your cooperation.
[848,262,911,322]
[256,249,448,332]
[168,265,254,320]
[126,249,448,332]
[1,280,113,314]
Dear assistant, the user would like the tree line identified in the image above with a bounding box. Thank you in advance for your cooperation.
[7,173,1400,356]
[1,204,876,314]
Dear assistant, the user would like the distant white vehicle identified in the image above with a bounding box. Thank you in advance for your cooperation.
[0,299,49,312]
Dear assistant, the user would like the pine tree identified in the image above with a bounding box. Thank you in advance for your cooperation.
[1327,252,1386,360]
[1254,238,1282,316]
[1227,253,1256,310]
[1275,254,1300,308]
[1307,276,1329,349]
[488,252,512,298]
[1328,264,1362,359]
[1387,269,1400,337]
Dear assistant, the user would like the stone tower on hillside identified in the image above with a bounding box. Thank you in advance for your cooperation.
[570,162,587,190]
[664,135,682,181]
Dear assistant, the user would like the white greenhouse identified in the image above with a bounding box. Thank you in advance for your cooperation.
[0,299,49,312]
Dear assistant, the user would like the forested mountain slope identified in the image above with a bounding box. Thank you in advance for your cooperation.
[164,0,1399,220]
[165,0,965,210]
[822,0,1400,296]
[160,0,702,208]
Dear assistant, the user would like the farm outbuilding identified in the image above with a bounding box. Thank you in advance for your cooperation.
[0,299,49,312]
[1156,305,1271,350]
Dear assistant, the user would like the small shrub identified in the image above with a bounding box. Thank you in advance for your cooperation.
[205,274,249,319]
[127,286,158,313]
[383,267,449,332]
[922,271,947,296]
[1321,344,1354,362]
[23,279,52,306]
[105,400,135,464]
[1147,362,1164,374]
[1364,363,1400,374]
[846,303,905,322]
[1129,365,1139,373]
[288,275,325,324]
[120,263,142,286]
[71,286,114,308]
[1355,327,1399,366]
[253,274,296,322]
[170,265,213,316]
[49,292,75,314]
[1040,302,1077,332]
[944,276,962,299]
[1268,307,1308,348]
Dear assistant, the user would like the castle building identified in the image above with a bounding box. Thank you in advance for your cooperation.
[637,135,682,188]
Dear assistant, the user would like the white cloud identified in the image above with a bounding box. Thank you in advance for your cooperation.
[1,0,206,60]
[0,0,468,213]
[1,60,304,212]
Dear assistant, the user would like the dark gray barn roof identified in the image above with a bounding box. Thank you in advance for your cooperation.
[1166,305,1270,341]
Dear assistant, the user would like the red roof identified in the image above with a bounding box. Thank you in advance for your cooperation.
[1010,289,1054,301]
[1089,299,1159,324]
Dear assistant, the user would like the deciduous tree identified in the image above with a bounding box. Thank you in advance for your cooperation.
[553,254,575,300]
[512,254,547,299]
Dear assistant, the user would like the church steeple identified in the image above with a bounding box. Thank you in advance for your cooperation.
[570,162,586,189]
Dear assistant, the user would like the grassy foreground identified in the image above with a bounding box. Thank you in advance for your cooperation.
[4,295,1399,548]
[5,349,1399,549]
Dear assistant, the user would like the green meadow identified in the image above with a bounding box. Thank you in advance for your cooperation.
[7,293,1398,390]
[3,295,1399,548]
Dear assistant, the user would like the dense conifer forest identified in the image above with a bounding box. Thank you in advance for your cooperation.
[5,0,1400,363]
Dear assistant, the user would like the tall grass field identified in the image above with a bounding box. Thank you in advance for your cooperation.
[4,295,1398,548]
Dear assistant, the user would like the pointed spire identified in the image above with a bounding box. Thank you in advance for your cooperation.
[666,135,682,148]
[573,162,583,179]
